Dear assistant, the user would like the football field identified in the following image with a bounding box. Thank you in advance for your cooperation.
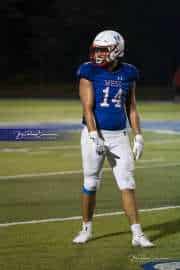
[0,99,180,270]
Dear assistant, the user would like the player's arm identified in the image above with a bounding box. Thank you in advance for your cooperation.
[79,78,96,132]
[79,78,105,155]
[126,82,144,160]
[126,82,141,135]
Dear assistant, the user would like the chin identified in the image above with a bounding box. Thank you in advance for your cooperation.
[93,61,110,68]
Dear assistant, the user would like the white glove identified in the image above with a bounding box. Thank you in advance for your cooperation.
[89,131,105,155]
[133,134,144,160]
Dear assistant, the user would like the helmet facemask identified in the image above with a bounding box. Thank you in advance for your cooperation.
[90,46,112,67]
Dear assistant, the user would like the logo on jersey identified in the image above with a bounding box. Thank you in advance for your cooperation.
[105,79,122,87]
[143,260,180,270]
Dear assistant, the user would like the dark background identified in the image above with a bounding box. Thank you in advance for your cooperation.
[5,0,180,97]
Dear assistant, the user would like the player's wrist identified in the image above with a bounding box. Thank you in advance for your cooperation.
[89,130,98,139]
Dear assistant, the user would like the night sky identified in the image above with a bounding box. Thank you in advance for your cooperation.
[7,0,180,84]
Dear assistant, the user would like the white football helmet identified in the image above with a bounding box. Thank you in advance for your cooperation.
[90,30,125,66]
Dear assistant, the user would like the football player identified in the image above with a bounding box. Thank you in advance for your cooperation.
[73,30,154,247]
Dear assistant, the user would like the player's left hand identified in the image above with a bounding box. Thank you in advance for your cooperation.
[133,134,144,160]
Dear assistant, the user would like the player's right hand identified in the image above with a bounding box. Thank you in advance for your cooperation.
[89,131,105,155]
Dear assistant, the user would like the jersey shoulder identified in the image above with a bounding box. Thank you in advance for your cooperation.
[76,62,96,81]
[121,62,139,81]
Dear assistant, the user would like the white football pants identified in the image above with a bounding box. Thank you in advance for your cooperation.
[81,126,135,191]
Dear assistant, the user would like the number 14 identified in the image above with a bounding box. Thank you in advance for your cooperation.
[100,87,123,108]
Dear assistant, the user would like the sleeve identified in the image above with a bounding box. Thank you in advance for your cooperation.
[76,62,93,81]
[130,65,139,82]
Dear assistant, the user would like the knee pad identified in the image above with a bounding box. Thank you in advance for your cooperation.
[83,176,101,193]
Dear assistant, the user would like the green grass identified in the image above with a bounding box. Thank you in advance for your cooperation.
[0,99,179,122]
[0,209,180,270]
[0,131,180,223]
[0,100,180,269]
[138,102,180,120]
[0,99,81,123]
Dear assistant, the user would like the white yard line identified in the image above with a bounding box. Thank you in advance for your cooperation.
[0,205,179,228]
[40,145,80,150]
[147,139,180,144]
[0,169,82,180]
[0,148,30,153]
[143,129,180,135]
[138,158,164,163]
[0,145,80,153]
[0,137,180,153]
[0,161,179,180]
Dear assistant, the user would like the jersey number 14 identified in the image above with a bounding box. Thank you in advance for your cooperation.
[100,87,123,108]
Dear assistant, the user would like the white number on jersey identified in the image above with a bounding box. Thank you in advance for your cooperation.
[100,87,123,108]
[112,88,123,107]
[100,87,109,107]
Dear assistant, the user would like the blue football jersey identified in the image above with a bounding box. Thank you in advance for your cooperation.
[77,62,139,130]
